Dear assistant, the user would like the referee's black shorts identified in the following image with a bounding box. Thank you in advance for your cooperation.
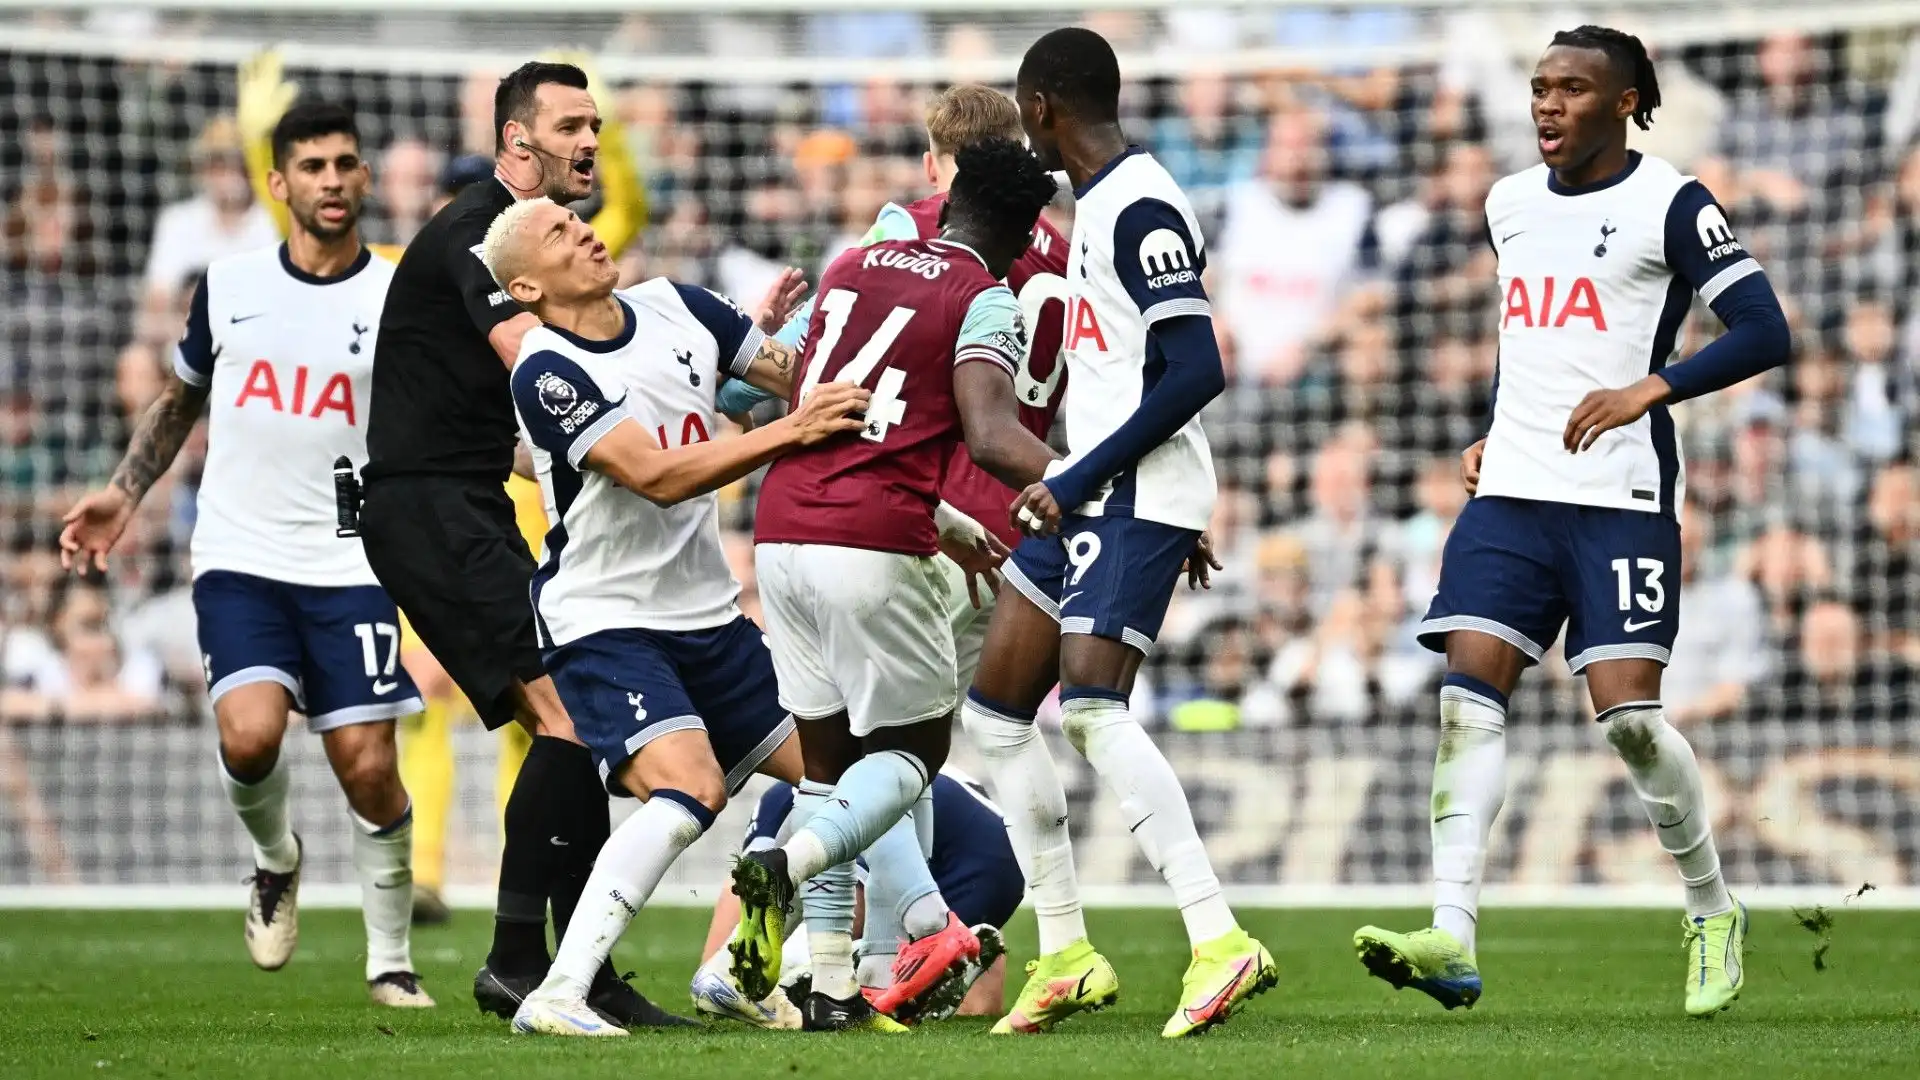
[359,474,544,730]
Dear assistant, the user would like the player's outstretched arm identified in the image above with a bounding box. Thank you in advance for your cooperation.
[582,382,867,506]
[61,371,209,572]
[237,48,297,241]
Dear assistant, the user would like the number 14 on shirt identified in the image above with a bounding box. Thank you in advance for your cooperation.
[798,288,913,443]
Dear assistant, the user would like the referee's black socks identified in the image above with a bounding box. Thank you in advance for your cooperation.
[487,735,605,976]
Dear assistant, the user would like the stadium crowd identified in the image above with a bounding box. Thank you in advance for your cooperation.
[4,12,1920,735]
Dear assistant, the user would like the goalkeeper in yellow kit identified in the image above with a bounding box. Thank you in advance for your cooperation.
[240,48,648,922]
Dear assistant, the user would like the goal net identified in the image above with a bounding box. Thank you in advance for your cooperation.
[2,0,1917,908]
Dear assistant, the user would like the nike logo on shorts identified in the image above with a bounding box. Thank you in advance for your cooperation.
[1623,618,1661,632]
[372,679,399,694]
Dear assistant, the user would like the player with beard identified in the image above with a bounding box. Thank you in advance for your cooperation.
[353,61,685,1027]
[61,103,430,1007]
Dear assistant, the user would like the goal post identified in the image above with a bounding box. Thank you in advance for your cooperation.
[1,0,1916,910]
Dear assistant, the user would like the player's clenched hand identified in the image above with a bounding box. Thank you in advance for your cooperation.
[1011,483,1063,538]
[1460,438,1486,495]
[753,267,810,335]
[59,487,134,573]
[1563,375,1671,454]
[787,381,869,445]
[939,529,1011,610]
[1185,531,1223,590]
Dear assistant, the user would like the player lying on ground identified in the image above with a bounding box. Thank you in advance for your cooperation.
[951,27,1273,1039]
[61,103,432,1008]
[476,195,871,1036]
[729,137,1067,1033]
[1353,25,1791,1019]
[736,83,1069,1021]
[692,770,1022,1027]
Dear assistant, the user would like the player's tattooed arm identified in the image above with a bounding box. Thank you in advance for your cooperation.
[111,373,212,504]
[739,335,800,398]
[63,371,210,572]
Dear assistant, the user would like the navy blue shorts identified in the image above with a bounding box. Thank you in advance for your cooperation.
[1003,514,1200,655]
[1419,496,1681,674]
[545,616,794,797]
[744,773,1025,929]
[193,570,424,732]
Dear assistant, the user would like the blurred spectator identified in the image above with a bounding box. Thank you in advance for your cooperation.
[1739,519,1834,640]
[1696,32,1879,220]
[806,12,929,130]
[1270,555,1432,725]
[1847,463,1920,664]
[376,136,442,248]
[1666,500,1769,725]
[1285,427,1398,619]
[11,578,165,718]
[2,117,99,277]
[139,116,276,344]
[717,173,805,305]
[1216,107,1379,384]
[1836,296,1908,462]
[1149,73,1263,226]
[1786,354,1865,507]
[1752,598,1917,725]
[1399,455,1467,613]
[1165,618,1283,731]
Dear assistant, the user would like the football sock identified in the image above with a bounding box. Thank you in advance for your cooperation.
[1430,674,1509,955]
[865,811,948,940]
[789,775,860,1001]
[395,705,453,892]
[962,691,1087,955]
[1600,703,1733,918]
[547,791,713,998]
[784,750,928,884]
[351,804,415,981]
[1062,688,1237,946]
[548,750,612,943]
[220,748,299,874]
[858,847,903,991]
[489,734,591,975]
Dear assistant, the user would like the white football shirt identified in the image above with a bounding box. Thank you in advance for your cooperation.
[174,244,392,586]
[511,279,764,646]
[1059,147,1218,532]
[1478,152,1763,515]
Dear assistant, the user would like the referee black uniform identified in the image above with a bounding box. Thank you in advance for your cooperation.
[359,176,538,729]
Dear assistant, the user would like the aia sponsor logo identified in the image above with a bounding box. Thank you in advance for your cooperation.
[1501,275,1607,331]
[233,361,357,423]
[1065,296,1108,352]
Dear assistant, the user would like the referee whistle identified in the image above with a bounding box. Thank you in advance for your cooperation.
[334,456,363,538]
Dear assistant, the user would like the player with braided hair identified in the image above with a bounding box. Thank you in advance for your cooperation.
[728,135,1065,1033]
[1354,24,1788,1017]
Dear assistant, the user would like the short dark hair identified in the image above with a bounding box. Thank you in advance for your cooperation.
[270,102,359,169]
[1016,27,1121,124]
[1550,25,1661,131]
[945,136,1060,244]
[493,61,590,155]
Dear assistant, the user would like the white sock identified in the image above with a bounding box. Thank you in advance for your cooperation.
[857,940,897,991]
[962,694,1087,955]
[221,752,299,874]
[548,794,709,998]
[1429,678,1509,956]
[1062,691,1237,946]
[351,806,415,981]
[1601,703,1733,918]
[810,927,857,1001]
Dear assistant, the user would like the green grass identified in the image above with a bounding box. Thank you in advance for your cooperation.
[4,906,1916,1080]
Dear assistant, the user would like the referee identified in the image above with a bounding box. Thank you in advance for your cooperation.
[358,60,686,1028]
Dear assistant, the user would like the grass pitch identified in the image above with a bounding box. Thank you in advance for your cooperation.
[3,906,1915,1080]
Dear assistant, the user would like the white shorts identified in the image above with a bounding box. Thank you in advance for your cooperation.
[936,553,996,695]
[755,543,958,738]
